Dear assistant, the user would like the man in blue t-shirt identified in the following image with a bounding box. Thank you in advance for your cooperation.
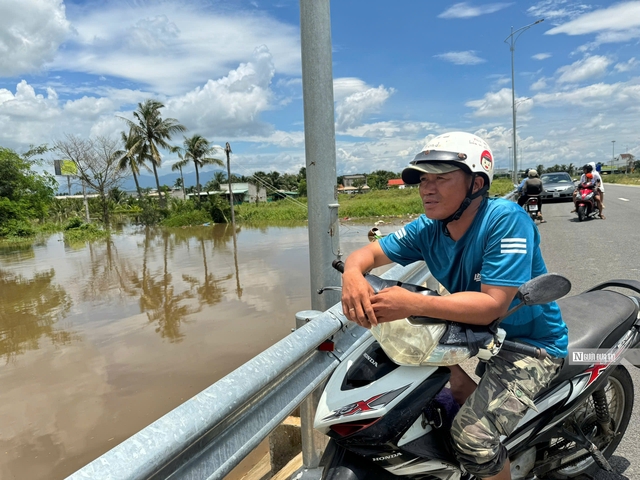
[341,132,567,480]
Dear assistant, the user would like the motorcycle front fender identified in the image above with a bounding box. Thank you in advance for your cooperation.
[320,440,399,480]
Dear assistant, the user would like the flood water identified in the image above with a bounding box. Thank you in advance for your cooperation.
[0,221,392,479]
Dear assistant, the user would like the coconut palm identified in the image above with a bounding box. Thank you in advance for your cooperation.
[171,156,187,200]
[119,99,186,206]
[173,134,223,203]
[118,127,149,200]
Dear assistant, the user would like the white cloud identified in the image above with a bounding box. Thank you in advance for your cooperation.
[546,1,640,36]
[531,77,548,90]
[0,0,71,76]
[615,58,639,72]
[165,45,276,138]
[0,80,140,149]
[527,0,592,22]
[466,89,532,118]
[533,81,640,108]
[556,55,611,84]
[334,79,394,132]
[532,53,552,60]
[52,2,300,94]
[434,51,485,65]
[439,2,512,18]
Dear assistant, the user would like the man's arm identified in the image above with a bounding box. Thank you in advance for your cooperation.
[341,242,393,327]
[370,283,518,325]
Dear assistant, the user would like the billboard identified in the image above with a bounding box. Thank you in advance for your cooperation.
[54,160,78,176]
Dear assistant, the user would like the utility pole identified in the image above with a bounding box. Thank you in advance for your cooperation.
[225,142,235,226]
[505,19,544,184]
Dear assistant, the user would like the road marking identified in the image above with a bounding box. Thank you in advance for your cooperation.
[619,198,630,202]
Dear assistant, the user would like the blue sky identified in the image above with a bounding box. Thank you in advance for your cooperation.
[1,0,639,181]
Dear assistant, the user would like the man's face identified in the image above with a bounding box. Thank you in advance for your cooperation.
[418,169,471,220]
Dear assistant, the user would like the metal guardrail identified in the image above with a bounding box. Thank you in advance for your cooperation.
[67,261,434,480]
[67,192,518,480]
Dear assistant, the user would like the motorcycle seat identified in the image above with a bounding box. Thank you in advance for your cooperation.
[547,290,638,388]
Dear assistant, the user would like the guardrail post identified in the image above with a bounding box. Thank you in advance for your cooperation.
[296,311,328,471]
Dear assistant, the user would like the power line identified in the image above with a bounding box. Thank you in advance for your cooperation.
[228,157,308,210]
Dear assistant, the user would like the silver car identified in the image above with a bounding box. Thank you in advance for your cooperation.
[540,172,575,201]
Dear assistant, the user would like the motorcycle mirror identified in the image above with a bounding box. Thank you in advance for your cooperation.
[516,273,572,306]
[496,273,571,325]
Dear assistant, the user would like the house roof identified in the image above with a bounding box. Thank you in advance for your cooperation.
[388,179,404,186]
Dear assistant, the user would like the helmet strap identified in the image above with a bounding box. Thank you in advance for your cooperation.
[441,173,489,237]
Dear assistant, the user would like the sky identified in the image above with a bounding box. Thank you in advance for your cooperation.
[1,0,640,182]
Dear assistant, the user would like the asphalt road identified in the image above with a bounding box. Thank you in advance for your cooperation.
[537,183,640,480]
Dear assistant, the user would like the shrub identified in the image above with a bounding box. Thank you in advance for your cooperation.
[0,219,36,237]
[64,217,84,230]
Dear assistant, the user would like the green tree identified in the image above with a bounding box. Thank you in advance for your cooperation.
[0,147,57,236]
[119,99,186,206]
[171,162,186,200]
[54,135,127,225]
[118,127,149,200]
[204,171,227,191]
[172,134,223,203]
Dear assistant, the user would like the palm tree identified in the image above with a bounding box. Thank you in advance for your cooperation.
[119,99,186,206]
[211,171,227,191]
[171,159,186,200]
[172,134,223,203]
[118,128,149,200]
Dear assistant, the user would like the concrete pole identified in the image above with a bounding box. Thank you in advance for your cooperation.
[81,180,90,223]
[509,26,518,185]
[225,142,236,226]
[299,0,341,472]
[300,0,341,313]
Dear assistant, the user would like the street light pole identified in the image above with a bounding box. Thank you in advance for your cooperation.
[505,19,544,184]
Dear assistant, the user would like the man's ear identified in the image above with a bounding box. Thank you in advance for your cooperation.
[471,175,485,194]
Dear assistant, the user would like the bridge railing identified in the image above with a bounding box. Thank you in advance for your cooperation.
[67,260,435,480]
[67,190,518,480]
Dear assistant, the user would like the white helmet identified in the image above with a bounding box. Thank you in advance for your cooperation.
[402,132,494,187]
[528,169,539,178]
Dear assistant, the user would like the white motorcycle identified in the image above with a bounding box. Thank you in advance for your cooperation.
[315,261,640,479]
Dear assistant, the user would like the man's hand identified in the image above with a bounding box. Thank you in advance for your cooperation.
[341,270,377,328]
[370,286,421,323]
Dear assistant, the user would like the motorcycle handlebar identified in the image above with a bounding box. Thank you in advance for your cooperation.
[501,340,548,360]
[332,260,345,273]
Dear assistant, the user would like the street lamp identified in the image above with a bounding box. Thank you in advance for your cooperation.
[505,19,544,184]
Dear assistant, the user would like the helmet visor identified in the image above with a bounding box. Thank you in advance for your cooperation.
[402,150,468,185]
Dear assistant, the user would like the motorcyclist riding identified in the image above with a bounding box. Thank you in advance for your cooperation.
[573,164,604,219]
[517,169,545,223]
[341,132,567,480]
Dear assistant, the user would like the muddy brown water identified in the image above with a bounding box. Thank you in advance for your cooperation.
[0,219,409,479]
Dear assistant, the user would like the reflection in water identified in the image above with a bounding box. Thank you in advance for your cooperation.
[0,268,73,361]
[182,233,232,309]
[0,220,382,480]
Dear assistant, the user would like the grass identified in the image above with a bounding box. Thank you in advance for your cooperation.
[233,179,517,223]
[601,173,640,185]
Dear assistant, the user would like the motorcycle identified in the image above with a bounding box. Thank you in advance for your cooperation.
[315,261,640,479]
[575,183,599,222]
[523,195,542,222]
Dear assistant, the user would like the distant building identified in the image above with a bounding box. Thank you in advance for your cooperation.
[342,174,367,187]
[188,183,267,204]
[387,179,405,189]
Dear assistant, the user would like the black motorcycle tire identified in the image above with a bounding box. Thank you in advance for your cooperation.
[542,365,634,479]
[577,205,586,222]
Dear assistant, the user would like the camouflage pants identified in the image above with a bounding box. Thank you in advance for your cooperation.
[450,351,563,478]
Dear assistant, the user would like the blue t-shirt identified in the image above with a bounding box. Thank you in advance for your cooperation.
[378,198,568,358]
